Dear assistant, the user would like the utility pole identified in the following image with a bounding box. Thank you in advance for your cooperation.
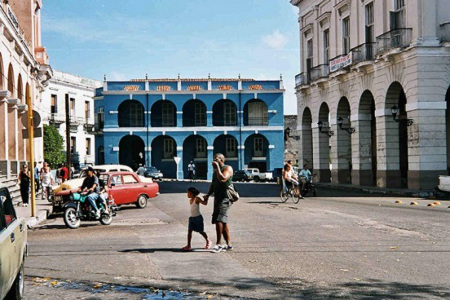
[65,93,71,178]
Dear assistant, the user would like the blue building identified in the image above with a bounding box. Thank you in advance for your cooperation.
[94,76,285,180]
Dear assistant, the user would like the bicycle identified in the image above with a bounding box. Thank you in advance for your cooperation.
[280,180,301,204]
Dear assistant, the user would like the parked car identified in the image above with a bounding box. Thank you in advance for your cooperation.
[0,185,27,299]
[52,164,135,195]
[143,166,164,181]
[245,168,273,182]
[53,171,159,209]
[232,170,253,182]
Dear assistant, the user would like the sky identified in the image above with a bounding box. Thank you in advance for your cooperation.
[42,0,300,114]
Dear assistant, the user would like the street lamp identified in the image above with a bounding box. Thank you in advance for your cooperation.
[337,116,356,134]
[317,121,333,137]
[391,105,413,126]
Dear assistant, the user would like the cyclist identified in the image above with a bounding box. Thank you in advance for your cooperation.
[282,164,302,199]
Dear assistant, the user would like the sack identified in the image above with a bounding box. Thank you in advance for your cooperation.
[226,184,240,202]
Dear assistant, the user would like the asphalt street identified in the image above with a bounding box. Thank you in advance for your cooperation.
[24,181,450,299]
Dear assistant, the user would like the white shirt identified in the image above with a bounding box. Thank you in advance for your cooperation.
[41,171,54,186]
[190,198,201,217]
[188,163,195,171]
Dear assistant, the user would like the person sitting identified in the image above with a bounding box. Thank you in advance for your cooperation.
[78,167,101,218]
[299,164,312,192]
[282,164,302,198]
[96,170,109,214]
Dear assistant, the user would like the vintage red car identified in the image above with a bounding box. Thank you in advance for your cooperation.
[53,172,159,209]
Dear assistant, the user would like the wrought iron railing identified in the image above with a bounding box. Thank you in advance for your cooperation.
[295,72,309,87]
[441,22,450,42]
[351,43,375,64]
[310,64,329,81]
[376,28,412,54]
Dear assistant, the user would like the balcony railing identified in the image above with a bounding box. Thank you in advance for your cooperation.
[351,43,375,64]
[441,22,450,42]
[49,113,65,124]
[329,53,352,73]
[295,72,309,88]
[376,28,412,54]
[310,64,329,81]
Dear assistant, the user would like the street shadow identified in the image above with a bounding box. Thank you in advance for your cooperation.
[36,223,99,230]
[163,276,450,299]
[119,248,184,253]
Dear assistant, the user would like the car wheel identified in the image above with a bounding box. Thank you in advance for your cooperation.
[63,207,81,229]
[7,262,24,299]
[254,176,260,182]
[136,195,148,208]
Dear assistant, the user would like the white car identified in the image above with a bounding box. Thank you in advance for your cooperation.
[245,168,273,182]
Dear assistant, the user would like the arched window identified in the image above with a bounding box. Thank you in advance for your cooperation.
[118,100,144,127]
[7,64,14,96]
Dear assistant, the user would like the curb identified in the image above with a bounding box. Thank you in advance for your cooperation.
[26,206,53,229]
[315,183,436,198]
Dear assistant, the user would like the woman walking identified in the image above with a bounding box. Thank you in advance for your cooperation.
[17,164,31,207]
[40,162,54,200]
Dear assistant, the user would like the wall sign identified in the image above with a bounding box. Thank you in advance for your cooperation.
[123,85,140,91]
[188,85,202,91]
[249,85,263,90]
[329,52,352,72]
[157,85,171,92]
[218,85,233,91]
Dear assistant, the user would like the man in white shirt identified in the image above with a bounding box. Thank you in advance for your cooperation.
[188,161,195,181]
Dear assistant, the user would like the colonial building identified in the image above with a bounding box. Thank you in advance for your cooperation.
[0,0,51,178]
[284,115,300,164]
[39,70,101,169]
[291,0,450,189]
[94,76,284,179]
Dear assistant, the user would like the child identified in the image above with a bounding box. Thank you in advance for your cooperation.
[182,187,211,251]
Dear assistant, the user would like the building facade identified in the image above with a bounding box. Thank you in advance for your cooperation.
[0,0,51,178]
[284,115,301,164]
[94,77,284,179]
[291,0,450,190]
[39,70,101,168]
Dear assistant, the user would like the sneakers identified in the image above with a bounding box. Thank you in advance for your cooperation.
[212,244,225,253]
[95,210,101,218]
[226,245,233,251]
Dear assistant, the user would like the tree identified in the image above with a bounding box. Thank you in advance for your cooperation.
[43,124,65,169]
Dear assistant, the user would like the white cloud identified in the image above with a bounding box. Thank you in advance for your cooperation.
[262,30,289,49]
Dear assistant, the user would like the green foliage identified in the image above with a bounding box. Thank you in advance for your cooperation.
[43,124,65,169]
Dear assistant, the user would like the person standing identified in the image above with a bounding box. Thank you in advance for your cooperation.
[34,162,40,193]
[40,162,54,200]
[181,187,211,251]
[203,153,234,253]
[60,163,69,183]
[188,161,196,181]
[17,164,31,207]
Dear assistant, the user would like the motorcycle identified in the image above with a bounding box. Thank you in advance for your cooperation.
[299,174,317,197]
[63,192,116,229]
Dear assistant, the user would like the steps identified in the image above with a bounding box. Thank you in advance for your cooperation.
[1,174,22,204]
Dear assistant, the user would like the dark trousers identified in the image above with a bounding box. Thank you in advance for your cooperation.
[20,185,30,204]
[35,178,40,192]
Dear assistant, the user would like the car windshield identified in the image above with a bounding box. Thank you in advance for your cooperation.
[145,167,158,172]
[99,174,109,184]
[80,168,107,178]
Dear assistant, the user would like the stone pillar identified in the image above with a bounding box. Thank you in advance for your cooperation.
[176,147,184,180]
[406,105,447,190]
[312,123,331,183]
[376,113,401,188]
[351,117,374,186]
[207,111,213,127]
[207,146,214,180]
[238,145,245,171]
[146,146,152,168]
[176,111,183,127]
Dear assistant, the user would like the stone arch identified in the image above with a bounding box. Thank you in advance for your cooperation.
[151,100,176,127]
[301,107,313,169]
[213,100,237,126]
[355,90,377,185]
[17,74,23,102]
[183,135,208,179]
[243,99,268,126]
[316,102,331,182]
[118,100,144,127]
[244,133,270,172]
[7,64,14,96]
[119,135,145,170]
[182,99,206,127]
[151,135,177,178]
[333,97,352,184]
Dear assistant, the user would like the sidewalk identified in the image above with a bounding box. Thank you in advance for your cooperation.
[15,193,54,228]
[316,182,438,198]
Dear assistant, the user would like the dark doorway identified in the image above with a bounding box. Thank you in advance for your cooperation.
[119,135,145,170]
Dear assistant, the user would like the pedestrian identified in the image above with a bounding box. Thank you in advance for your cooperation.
[188,161,196,181]
[60,163,69,183]
[203,153,234,252]
[181,187,211,251]
[299,164,312,193]
[17,164,30,207]
[34,162,40,193]
[40,162,54,200]
[137,164,145,176]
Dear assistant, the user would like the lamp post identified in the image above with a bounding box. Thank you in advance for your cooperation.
[337,116,355,134]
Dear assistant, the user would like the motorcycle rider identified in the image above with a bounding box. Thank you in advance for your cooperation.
[78,166,101,218]
[96,170,110,214]
[299,164,312,193]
